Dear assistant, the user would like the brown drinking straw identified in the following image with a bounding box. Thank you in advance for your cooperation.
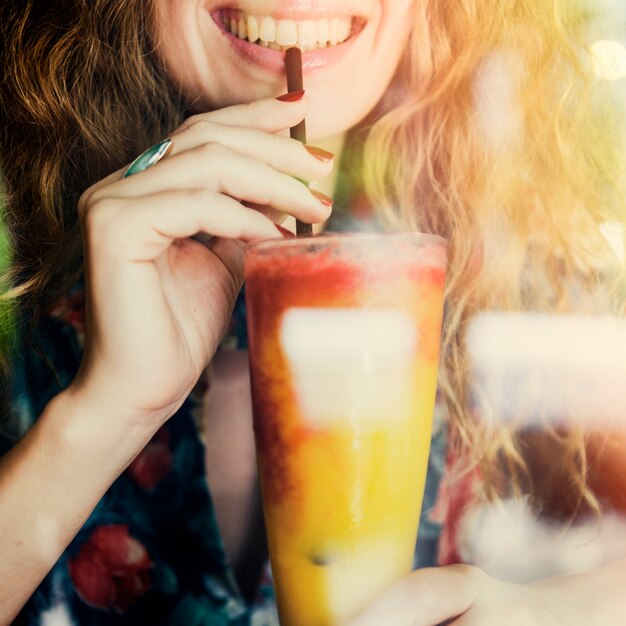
[285,47,313,237]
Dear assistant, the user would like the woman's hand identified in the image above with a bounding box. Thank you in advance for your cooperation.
[71,94,333,431]
[345,565,565,626]
[1,96,333,623]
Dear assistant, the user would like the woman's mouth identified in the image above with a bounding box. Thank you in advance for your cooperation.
[218,9,360,51]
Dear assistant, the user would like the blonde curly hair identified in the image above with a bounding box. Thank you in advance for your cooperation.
[363,0,626,515]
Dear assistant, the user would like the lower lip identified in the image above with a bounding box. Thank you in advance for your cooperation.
[211,12,362,74]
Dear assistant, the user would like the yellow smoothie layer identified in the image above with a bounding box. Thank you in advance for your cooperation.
[260,361,437,625]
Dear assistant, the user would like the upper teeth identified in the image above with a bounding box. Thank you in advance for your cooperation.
[222,11,353,50]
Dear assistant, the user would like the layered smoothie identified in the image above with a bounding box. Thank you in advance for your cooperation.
[245,233,446,625]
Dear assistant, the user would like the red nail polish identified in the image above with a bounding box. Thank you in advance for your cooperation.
[275,224,296,238]
[310,189,334,207]
[276,90,305,102]
[304,145,334,162]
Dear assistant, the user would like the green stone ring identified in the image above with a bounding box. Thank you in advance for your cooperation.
[123,139,173,178]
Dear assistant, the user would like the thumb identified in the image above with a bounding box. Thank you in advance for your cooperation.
[344,565,485,626]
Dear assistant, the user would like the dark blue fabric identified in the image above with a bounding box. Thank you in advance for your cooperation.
[5,308,248,625]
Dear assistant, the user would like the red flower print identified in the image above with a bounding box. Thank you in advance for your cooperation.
[68,524,152,612]
[50,291,86,334]
[127,426,173,490]
[431,452,482,566]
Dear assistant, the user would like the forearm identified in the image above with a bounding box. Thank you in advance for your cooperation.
[536,558,626,624]
[0,387,157,624]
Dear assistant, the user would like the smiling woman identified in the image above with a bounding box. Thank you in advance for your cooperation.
[217,11,357,50]
[0,0,625,624]
[153,0,414,138]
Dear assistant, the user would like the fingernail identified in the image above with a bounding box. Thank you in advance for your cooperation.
[276,89,305,102]
[304,145,334,163]
[310,189,333,207]
[123,139,172,178]
[275,224,296,238]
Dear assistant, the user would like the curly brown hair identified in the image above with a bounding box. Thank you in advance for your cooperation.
[0,0,184,319]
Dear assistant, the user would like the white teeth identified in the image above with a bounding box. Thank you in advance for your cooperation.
[329,17,340,45]
[317,18,330,44]
[223,12,353,49]
[298,21,317,47]
[276,19,298,46]
[247,15,259,42]
[340,19,351,41]
[259,16,276,42]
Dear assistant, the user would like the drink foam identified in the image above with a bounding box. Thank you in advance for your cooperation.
[280,307,418,425]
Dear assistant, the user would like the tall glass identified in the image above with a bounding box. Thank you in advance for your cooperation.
[244,233,447,625]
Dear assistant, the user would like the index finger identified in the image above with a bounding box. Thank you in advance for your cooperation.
[80,93,310,207]
[174,93,309,135]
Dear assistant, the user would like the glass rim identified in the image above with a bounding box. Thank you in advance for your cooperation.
[245,230,447,253]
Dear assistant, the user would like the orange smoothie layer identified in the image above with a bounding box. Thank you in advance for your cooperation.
[245,234,446,625]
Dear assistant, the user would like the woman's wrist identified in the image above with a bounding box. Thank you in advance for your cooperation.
[48,383,165,481]
[0,385,163,621]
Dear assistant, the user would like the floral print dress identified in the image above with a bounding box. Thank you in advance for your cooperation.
[5,294,247,625]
